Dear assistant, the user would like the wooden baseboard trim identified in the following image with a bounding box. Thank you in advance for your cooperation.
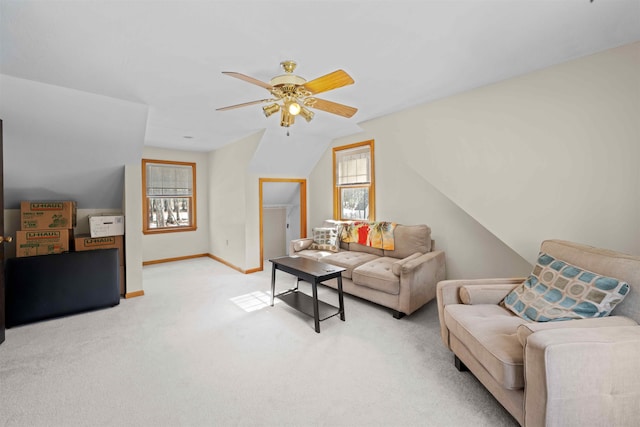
[207,254,244,273]
[125,290,145,299]
[143,253,209,266]
[206,254,262,274]
[141,252,262,274]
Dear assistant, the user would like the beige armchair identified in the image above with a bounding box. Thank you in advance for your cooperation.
[437,240,640,426]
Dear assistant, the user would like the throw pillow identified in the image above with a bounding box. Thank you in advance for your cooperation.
[501,252,630,322]
[309,227,339,252]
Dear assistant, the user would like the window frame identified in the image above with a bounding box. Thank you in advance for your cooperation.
[333,140,375,221]
[142,159,197,234]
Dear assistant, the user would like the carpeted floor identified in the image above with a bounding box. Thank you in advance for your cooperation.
[0,257,518,426]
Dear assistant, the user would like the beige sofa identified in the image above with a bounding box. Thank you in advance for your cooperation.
[437,239,640,426]
[289,222,446,318]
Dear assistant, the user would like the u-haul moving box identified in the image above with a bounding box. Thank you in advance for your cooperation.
[16,230,70,257]
[74,234,124,266]
[20,201,77,230]
[89,215,125,238]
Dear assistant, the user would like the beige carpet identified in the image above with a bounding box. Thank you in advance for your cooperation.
[0,257,517,426]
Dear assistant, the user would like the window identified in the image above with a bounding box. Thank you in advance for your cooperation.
[142,159,197,234]
[333,140,375,221]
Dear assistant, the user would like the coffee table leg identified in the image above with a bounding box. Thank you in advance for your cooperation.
[312,280,320,333]
[270,264,276,306]
[337,275,345,321]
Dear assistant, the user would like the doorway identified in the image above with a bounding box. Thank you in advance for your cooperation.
[259,178,307,271]
[1,119,5,345]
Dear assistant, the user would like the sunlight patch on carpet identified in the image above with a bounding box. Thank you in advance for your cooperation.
[230,291,279,312]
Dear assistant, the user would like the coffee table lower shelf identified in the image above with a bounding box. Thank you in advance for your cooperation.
[277,290,342,321]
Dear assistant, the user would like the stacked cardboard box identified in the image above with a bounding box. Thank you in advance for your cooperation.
[74,234,125,295]
[88,215,125,238]
[16,201,76,257]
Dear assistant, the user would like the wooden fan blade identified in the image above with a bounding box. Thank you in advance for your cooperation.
[307,98,357,118]
[222,72,273,90]
[216,99,273,111]
[302,70,354,95]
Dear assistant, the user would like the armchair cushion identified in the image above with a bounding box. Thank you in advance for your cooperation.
[444,304,529,389]
[502,252,630,322]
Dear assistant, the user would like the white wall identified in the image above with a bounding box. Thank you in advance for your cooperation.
[309,42,639,279]
[262,207,287,259]
[0,74,147,209]
[376,42,640,263]
[285,198,301,253]
[208,132,262,271]
[124,163,143,294]
[308,132,533,280]
[141,146,210,263]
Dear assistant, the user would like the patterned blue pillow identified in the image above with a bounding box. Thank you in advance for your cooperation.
[502,252,630,322]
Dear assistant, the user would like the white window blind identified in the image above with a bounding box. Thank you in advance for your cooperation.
[146,163,193,196]
[336,146,370,185]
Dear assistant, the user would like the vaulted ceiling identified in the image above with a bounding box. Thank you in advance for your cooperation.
[1,1,639,207]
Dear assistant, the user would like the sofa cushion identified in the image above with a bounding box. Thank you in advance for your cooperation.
[309,227,339,252]
[502,252,631,322]
[348,242,384,257]
[444,304,528,390]
[322,251,378,279]
[352,257,400,295]
[383,224,431,259]
[295,249,334,261]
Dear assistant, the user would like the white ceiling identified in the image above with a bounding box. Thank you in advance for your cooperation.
[1,1,639,176]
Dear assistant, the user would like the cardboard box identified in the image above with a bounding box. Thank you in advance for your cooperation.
[20,200,77,230]
[74,234,124,266]
[16,229,70,257]
[89,215,125,238]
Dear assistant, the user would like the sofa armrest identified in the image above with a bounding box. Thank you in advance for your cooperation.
[524,326,640,427]
[391,252,423,275]
[436,277,527,348]
[396,250,446,316]
[459,283,519,305]
[289,238,314,255]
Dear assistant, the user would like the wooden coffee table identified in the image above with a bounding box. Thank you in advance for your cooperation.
[269,256,346,333]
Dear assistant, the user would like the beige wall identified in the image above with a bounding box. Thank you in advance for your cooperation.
[140,147,210,262]
[309,42,639,279]
[208,132,262,271]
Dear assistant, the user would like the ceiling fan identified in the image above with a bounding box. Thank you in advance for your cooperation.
[217,60,357,130]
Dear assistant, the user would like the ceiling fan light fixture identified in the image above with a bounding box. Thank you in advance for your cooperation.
[299,107,314,122]
[280,109,294,127]
[263,103,280,117]
[287,101,301,116]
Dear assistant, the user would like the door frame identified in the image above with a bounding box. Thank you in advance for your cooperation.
[259,178,307,272]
